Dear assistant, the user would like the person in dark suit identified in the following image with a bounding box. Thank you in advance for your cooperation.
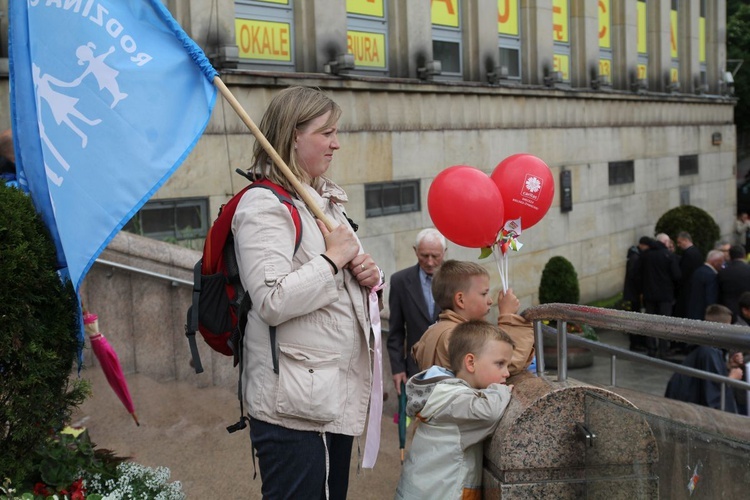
[624,236,651,352]
[675,231,704,318]
[718,245,750,320]
[640,233,681,358]
[686,250,724,320]
[387,228,446,394]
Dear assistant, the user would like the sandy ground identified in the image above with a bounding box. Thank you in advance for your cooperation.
[71,367,408,499]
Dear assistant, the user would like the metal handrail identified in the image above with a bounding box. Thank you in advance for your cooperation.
[524,303,750,354]
[524,303,750,411]
[94,258,193,287]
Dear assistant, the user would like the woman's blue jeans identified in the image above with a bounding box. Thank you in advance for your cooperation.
[249,417,354,499]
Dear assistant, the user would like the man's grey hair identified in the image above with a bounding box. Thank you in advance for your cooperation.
[706,249,724,262]
[414,228,447,250]
[655,233,670,245]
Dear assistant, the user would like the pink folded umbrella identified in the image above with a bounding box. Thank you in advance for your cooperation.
[84,312,139,425]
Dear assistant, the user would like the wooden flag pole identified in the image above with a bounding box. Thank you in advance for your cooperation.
[213,76,335,231]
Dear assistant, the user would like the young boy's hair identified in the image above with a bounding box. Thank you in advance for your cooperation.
[448,320,515,374]
[704,304,733,324]
[432,260,489,310]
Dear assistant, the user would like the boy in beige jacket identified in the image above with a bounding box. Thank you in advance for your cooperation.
[411,260,534,376]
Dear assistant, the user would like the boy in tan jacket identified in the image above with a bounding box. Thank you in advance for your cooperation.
[411,260,535,376]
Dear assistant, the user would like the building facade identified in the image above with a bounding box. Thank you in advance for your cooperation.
[0,0,736,308]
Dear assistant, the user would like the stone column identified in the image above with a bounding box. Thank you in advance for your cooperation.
[647,0,671,92]
[706,0,727,95]
[173,0,238,69]
[303,0,348,73]
[523,0,554,86]
[388,0,433,79]
[679,0,701,93]
[463,0,500,82]
[568,0,598,89]
[610,0,638,91]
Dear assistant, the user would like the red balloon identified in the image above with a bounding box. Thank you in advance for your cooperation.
[490,154,554,230]
[428,165,505,248]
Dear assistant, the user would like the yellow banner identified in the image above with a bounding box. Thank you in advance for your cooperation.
[670,67,678,84]
[553,53,569,81]
[346,0,384,18]
[637,64,647,80]
[553,0,569,43]
[670,8,678,58]
[637,0,647,54]
[498,0,518,36]
[254,0,288,4]
[699,16,706,64]
[432,0,459,28]
[599,58,611,79]
[236,19,292,61]
[347,30,386,68]
[598,0,610,49]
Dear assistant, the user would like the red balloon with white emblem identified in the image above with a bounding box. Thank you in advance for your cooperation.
[490,154,554,230]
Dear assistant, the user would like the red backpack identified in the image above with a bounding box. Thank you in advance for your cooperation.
[185,172,301,431]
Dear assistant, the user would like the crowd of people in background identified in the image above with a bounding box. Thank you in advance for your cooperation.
[623,227,750,415]
[623,229,750,358]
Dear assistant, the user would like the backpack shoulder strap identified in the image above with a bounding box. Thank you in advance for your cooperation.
[248,179,303,252]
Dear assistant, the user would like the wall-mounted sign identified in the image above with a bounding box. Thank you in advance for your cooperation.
[236,18,292,61]
[347,30,386,68]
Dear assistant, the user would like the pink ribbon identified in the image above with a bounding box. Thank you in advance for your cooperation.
[362,285,384,468]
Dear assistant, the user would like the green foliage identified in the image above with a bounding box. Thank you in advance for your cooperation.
[654,205,721,259]
[727,1,750,134]
[538,256,580,305]
[0,184,89,484]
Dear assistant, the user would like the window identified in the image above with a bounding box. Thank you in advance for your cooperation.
[679,155,699,176]
[699,0,706,91]
[346,0,388,73]
[552,0,570,83]
[365,180,420,218]
[498,0,521,80]
[235,0,294,71]
[670,0,679,86]
[598,0,612,85]
[608,161,634,185]
[636,0,647,83]
[431,0,462,78]
[123,198,209,241]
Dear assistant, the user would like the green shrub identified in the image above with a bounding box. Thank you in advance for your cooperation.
[0,184,89,484]
[538,256,580,305]
[654,205,721,258]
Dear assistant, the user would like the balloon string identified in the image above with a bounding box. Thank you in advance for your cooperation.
[492,244,508,294]
[504,249,510,291]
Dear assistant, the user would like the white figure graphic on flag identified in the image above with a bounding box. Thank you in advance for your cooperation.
[32,63,101,148]
[72,43,128,109]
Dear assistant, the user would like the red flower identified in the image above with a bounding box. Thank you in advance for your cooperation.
[33,482,51,496]
[69,478,86,500]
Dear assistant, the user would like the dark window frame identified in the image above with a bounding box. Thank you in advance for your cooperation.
[679,154,699,176]
[365,180,420,218]
[608,160,635,185]
[123,197,209,241]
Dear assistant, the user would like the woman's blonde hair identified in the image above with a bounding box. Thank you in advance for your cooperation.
[250,86,341,192]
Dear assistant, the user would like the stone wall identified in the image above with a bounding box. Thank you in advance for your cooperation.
[154,78,737,309]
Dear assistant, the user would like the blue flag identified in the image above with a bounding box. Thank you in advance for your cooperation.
[9,0,218,293]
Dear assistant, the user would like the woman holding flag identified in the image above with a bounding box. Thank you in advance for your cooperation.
[232,86,383,499]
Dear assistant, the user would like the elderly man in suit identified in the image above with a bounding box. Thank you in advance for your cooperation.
[387,228,447,394]
[686,249,724,320]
